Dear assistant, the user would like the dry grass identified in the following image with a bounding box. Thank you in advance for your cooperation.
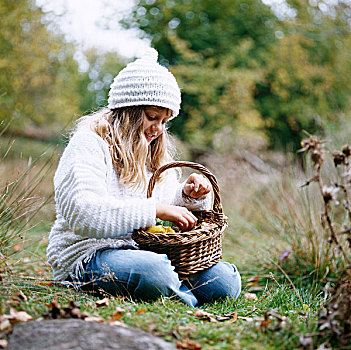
[189,136,347,287]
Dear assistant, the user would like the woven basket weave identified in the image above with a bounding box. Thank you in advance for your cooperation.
[132,161,228,276]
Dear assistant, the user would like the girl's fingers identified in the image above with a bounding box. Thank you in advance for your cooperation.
[190,184,211,198]
[184,174,211,198]
[177,209,197,230]
[184,183,194,194]
[193,175,211,192]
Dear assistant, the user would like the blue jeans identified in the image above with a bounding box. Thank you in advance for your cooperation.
[79,248,241,307]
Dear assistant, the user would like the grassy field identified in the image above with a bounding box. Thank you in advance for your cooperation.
[0,134,347,349]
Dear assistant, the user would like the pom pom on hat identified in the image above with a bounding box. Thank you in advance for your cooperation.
[108,48,181,118]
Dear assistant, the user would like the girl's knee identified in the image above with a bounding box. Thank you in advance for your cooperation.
[217,270,241,300]
[136,254,180,294]
[190,262,241,303]
[216,263,241,300]
[113,251,181,299]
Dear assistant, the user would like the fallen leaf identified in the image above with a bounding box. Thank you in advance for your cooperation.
[43,298,83,320]
[95,297,109,307]
[176,339,202,350]
[19,290,27,301]
[70,308,81,318]
[109,307,125,321]
[136,308,147,314]
[194,310,217,322]
[246,275,259,288]
[215,315,229,321]
[0,319,11,331]
[215,311,238,323]
[279,249,293,265]
[0,339,8,349]
[45,298,59,308]
[2,308,33,323]
[80,311,91,319]
[260,319,273,328]
[230,311,238,323]
[84,316,105,323]
[43,298,61,319]
[244,292,258,301]
[34,269,43,274]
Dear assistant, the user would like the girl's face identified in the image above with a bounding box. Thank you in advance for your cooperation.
[143,106,171,143]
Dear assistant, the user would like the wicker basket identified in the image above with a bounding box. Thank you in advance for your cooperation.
[132,161,228,276]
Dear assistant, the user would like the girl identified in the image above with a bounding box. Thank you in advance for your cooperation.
[47,49,241,307]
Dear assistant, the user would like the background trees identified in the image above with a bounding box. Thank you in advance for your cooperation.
[123,0,351,149]
[1,0,351,150]
[0,0,79,135]
[0,0,124,138]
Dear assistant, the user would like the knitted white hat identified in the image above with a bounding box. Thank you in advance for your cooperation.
[108,48,181,118]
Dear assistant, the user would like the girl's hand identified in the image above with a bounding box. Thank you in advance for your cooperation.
[156,203,197,231]
[183,173,211,199]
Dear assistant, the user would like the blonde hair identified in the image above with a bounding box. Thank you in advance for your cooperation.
[73,107,176,190]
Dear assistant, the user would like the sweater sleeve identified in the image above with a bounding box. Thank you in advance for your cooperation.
[53,131,156,239]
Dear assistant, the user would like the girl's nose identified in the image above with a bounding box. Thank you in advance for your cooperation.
[153,121,162,132]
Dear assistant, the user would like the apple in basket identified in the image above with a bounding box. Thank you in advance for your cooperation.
[146,225,175,233]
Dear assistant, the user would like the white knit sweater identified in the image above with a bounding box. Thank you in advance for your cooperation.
[47,127,211,281]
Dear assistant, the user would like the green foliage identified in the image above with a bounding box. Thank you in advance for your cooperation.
[168,35,266,145]
[124,0,351,150]
[76,49,125,114]
[0,1,126,136]
[125,0,280,65]
[256,1,351,148]
[0,0,80,133]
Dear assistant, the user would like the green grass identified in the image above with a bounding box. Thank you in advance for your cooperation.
[0,257,325,349]
[0,215,326,349]
[0,136,345,349]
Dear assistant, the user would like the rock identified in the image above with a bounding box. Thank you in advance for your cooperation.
[8,319,175,350]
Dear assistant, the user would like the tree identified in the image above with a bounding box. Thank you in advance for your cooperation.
[168,34,265,146]
[122,0,279,147]
[0,0,80,135]
[256,0,351,148]
[124,0,281,65]
[76,49,125,115]
[123,0,351,150]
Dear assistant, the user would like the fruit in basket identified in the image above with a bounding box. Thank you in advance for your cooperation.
[146,225,175,233]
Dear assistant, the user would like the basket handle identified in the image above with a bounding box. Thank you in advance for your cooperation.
[147,161,223,213]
